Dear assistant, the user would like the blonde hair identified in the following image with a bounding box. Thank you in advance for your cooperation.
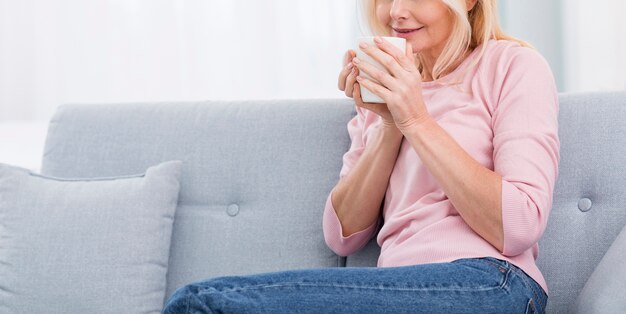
[358,0,530,80]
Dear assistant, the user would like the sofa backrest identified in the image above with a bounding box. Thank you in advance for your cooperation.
[41,92,626,312]
[41,99,356,301]
[538,92,626,311]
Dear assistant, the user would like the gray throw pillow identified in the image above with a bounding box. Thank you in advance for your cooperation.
[0,160,182,314]
[574,223,626,313]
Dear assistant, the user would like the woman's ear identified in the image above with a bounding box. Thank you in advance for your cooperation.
[466,0,478,11]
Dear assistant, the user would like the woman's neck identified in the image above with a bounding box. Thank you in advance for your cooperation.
[418,49,472,82]
[419,54,436,82]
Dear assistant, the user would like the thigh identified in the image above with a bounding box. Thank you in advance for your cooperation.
[164,258,539,314]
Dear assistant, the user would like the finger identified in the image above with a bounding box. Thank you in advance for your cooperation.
[343,49,355,66]
[358,40,405,79]
[369,37,417,77]
[338,62,354,91]
[353,82,365,108]
[356,74,391,102]
[353,83,378,110]
[353,82,380,112]
[346,68,359,97]
[338,50,356,91]
[406,42,414,59]
[344,67,359,97]
[406,43,418,71]
[352,56,396,92]
[376,37,416,72]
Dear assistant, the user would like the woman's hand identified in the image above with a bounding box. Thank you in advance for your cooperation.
[339,49,396,127]
[337,49,358,98]
[353,79,395,127]
[353,37,431,133]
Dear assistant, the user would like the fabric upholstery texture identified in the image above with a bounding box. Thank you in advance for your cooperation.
[574,223,626,313]
[536,92,626,312]
[37,93,626,312]
[0,161,182,314]
[40,99,355,299]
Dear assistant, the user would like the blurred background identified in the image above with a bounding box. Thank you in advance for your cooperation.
[1,0,625,171]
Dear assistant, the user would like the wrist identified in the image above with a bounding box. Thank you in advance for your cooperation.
[379,121,403,138]
[397,114,435,135]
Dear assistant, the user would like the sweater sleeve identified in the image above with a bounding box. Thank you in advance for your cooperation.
[323,106,379,256]
[491,47,560,257]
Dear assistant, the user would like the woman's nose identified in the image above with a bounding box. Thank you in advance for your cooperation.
[390,0,410,20]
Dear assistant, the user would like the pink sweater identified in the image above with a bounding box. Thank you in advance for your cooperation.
[323,40,560,292]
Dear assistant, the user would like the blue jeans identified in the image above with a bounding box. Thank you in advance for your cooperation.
[163,257,547,314]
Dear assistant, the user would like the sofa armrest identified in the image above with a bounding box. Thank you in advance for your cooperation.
[574,223,626,313]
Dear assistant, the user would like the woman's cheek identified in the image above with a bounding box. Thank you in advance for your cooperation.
[375,3,391,28]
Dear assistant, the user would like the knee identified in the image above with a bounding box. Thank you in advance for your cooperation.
[163,282,219,314]
[164,283,215,314]
[162,285,193,314]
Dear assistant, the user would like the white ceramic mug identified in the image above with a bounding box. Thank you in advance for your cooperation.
[355,36,406,103]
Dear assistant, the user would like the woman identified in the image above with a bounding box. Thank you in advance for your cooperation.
[164,0,559,312]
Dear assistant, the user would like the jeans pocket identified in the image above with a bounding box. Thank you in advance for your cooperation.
[452,258,510,289]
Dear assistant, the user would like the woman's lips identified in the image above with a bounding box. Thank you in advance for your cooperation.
[392,27,423,38]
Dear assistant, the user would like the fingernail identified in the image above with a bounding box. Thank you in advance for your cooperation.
[356,76,363,81]
[359,42,368,49]
[352,57,360,64]
[347,63,353,69]
[374,37,383,44]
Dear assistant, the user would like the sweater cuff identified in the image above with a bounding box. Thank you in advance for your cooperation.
[322,191,378,257]
[501,179,536,256]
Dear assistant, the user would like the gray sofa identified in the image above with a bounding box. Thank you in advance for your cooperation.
[39,92,626,313]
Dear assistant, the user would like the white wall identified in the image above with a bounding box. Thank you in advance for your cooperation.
[499,0,564,90]
[0,0,360,122]
[500,0,626,93]
[0,121,48,171]
[561,1,626,92]
[2,1,626,171]
[0,0,361,170]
